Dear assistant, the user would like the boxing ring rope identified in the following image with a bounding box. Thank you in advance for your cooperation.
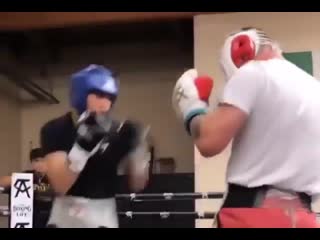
[0,173,228,226]
[115,192,224,201]
[116,191,221,219]
[2,180,320,226]
[1,207,320,220]
[0,208,217,219]
[0,188,223,223]
[118,211,216,219]
[1,186,224,201]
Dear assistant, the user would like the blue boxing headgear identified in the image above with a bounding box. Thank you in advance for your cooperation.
[70,64,119,114]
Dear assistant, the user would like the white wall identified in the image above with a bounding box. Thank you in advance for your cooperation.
[20,40,194,172]
[194,12,320,228]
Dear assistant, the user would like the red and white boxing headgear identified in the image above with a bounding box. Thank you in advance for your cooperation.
[220,27,274,80]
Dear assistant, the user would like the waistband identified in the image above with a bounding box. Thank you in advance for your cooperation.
[222,184,312,210]
[55,195,116,204]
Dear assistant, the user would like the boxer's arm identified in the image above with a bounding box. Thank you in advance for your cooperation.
[189,105,247,157]
[190,63,264,157]
[41,121,78,195]
[44,152,78,195]
[115,122,150,192]
[126,140,150,192]
[0,170,40,188]
[127,163,149,192]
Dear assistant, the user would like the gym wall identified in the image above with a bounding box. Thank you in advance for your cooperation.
[194,12,320,228]
[0,48,22,228]
[0,79,21,174]
[0,82,21,228]
[20,40,194,173]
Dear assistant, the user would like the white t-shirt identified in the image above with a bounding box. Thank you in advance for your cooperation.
[221,58,320,197]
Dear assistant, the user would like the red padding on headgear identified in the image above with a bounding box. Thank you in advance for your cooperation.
[231,35,256,68]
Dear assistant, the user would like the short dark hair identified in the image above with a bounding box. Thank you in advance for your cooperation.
[29,148,44,162]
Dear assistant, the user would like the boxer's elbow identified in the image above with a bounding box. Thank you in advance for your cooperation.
[194,104,247,158]
[45,151,78,195]
[128,174,149,192]
[195,129,231,157]
[129,181,147,193]
[195,138,225,158]
[128,168,149,192]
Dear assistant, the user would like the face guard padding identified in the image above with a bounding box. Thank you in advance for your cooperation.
[220,27,274,81]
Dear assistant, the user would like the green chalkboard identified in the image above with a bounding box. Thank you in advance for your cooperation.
[283,51,313,75]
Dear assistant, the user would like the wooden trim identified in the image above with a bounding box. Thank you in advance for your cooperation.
[0,12,213,31]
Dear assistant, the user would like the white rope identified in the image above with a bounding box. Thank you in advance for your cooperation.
[159,212,170,219]
[202,192,209,199]
[115,192,224,200]
[125,211,133,219]
[163,193,174,200]
[129,193,136,201]
[197,211,205,219]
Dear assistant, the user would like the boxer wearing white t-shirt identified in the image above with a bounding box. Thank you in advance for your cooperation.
[172,27,320,228]
[224,58,320,196]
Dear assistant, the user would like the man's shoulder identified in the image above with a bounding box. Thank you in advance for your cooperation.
[40,112,77,155]
[256,58,293,73]
[226,61,265,87]
[237,60,265,76]
[41,112,73,134]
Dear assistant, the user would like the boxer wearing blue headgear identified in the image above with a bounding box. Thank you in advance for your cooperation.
[39,65,150,228]
[70,64,119,115]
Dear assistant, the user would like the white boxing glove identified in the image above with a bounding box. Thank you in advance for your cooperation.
[172,69,214,133]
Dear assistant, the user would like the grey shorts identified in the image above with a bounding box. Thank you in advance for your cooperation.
[47,196,119,228]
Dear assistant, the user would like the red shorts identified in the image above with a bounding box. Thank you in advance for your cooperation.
[217,197,318,228]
